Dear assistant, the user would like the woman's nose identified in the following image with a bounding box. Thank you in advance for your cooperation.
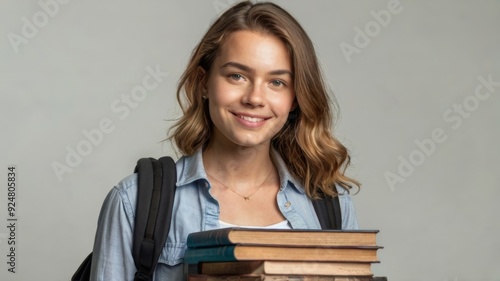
[242,83,265,107]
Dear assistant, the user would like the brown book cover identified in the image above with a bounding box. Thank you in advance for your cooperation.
[188,274,387,281]
[200,260,375,276]
[183,245,381,264]
[187,228,379,248]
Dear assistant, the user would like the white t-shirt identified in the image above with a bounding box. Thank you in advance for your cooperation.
[218,219,292,229]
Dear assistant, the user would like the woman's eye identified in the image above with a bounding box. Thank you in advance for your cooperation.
[229,74,243,80]
[271,80,285,87]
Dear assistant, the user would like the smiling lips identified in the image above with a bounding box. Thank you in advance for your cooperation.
[239,115,265,122]
[233,112,270,127]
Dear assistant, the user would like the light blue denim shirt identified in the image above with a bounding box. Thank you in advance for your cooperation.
[90,149,359,281]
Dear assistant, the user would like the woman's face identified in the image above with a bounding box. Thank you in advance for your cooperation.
[204,30,295,150]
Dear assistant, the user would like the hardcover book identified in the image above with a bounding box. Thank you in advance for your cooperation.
[199,260,375,276]
[187,228,379,248]
[183,245,380,264]
[187,274,388,281]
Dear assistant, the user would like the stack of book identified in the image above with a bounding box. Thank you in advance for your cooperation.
[183,228,385,281]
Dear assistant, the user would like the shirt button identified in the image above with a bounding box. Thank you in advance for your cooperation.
[204,181,209,188]
[284,201,291,208]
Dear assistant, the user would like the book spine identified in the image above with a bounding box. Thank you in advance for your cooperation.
[184,246,237,264]
[187,228,234,248]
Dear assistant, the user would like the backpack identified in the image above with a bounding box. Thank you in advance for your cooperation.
[72,156,177,281]
[71,156,341,281]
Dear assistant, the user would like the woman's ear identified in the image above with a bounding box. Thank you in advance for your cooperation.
[288,100,298,121]
[197,66,208,96]
[290,99,298,112]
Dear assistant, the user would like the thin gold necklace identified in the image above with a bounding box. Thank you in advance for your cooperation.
[207,169,274,201]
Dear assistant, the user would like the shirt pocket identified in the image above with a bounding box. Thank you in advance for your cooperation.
[158,242,186,266]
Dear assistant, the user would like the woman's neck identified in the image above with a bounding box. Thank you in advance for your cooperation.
[202,142,274,184]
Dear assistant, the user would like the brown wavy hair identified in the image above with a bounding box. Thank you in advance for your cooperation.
[170,1,360,198]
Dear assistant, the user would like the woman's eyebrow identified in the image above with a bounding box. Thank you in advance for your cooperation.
[221,61,254,73]
[221,61,293,77]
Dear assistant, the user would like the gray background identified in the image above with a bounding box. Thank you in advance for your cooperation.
[1,0,499,280]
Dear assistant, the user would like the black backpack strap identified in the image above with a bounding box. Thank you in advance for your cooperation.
[132,156,177,281]
[312,186,342,230]
[71,252,92,281]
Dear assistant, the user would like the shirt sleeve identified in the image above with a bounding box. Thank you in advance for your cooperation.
[337,185,359,230]
[90,182,136,281]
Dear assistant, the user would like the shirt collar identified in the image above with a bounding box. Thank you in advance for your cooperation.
[270,149,305,194]
[176,148,208,187]
[176,148,305,195]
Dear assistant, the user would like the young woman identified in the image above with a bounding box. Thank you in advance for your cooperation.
[90,1,360,280]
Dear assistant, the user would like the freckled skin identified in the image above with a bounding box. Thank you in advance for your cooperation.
[204,30,296,151]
